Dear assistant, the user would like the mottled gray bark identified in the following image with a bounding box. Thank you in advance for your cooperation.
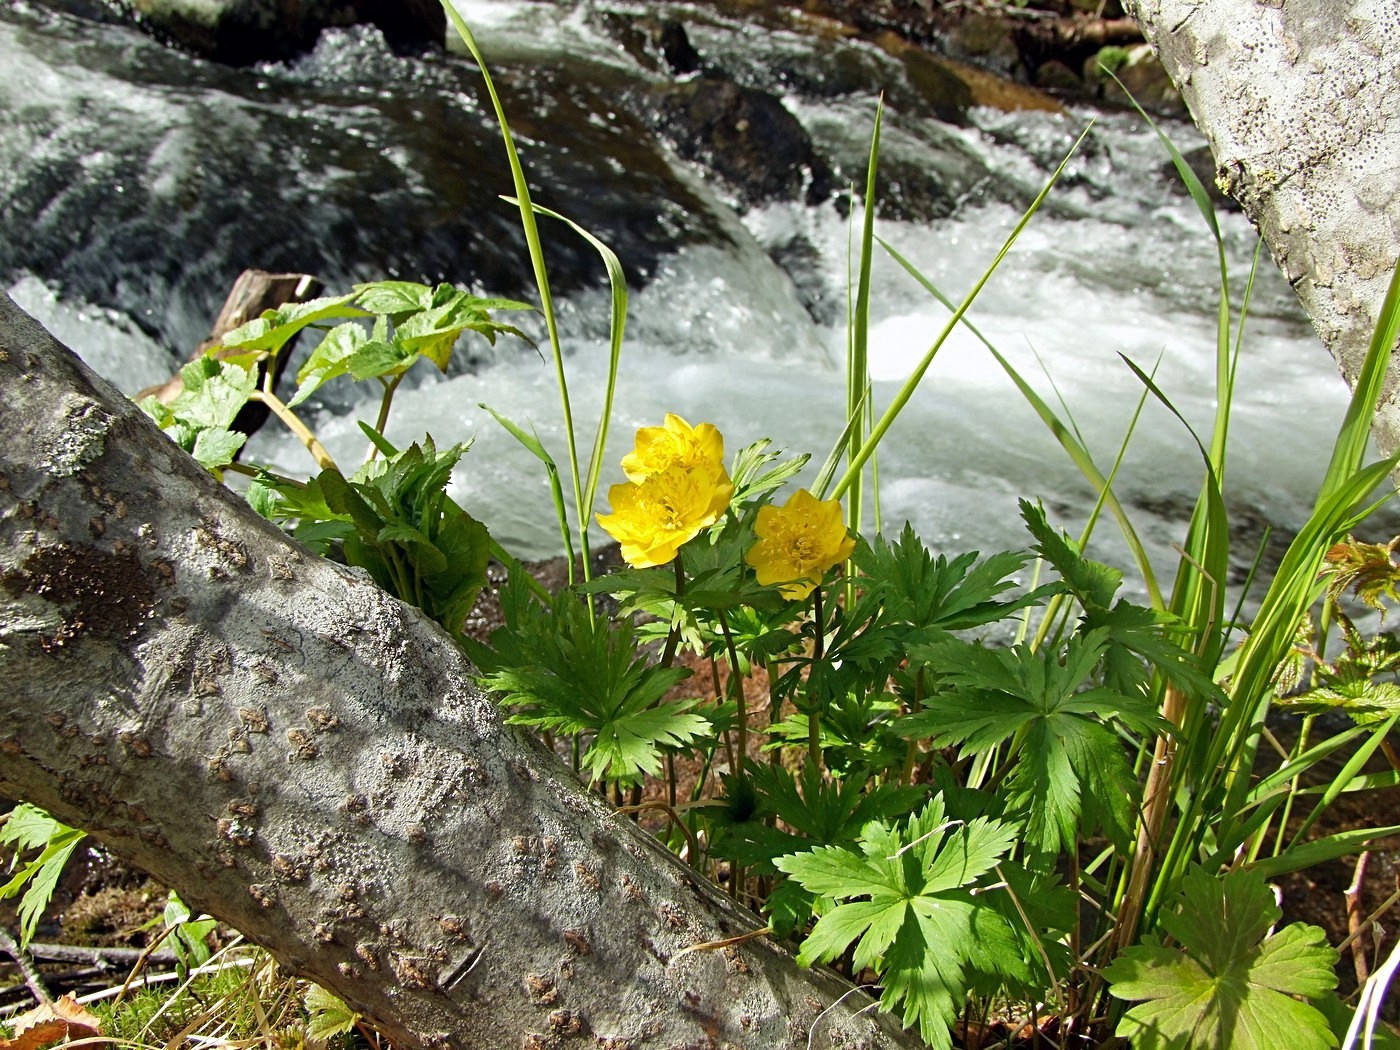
[1124,0,1400,452]
[0,292,922,1049]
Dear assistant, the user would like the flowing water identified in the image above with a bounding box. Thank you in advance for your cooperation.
[2,0,1370,596]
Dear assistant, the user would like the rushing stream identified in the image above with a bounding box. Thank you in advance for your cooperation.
[2,0,1373,594]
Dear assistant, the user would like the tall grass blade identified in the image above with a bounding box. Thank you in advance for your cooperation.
[844,99,882,540]
[880,238,1163,607]
[441,3,587,581]
[1322,262,1400,503]
[478,401,574,567]
[510,198,629,558]
[828,124,1094,500]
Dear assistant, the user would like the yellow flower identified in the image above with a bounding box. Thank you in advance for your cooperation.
[598,463,734,568]
[621,413,726,483]
[746,489,855,599]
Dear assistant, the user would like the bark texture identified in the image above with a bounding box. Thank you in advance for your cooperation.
[1125,0,1400,451]
[0,292,923,1049]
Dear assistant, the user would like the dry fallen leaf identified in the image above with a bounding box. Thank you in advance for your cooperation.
[1,995,104,1050]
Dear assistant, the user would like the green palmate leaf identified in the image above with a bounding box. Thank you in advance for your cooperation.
[907,630,1162,860]
[717,762,925,873]
[481,594,709,785]
[776,797,1020,1049]
[0,804,86,948]
[1021,499,1121,609]
[1105,866,1338,1050]
[219,292,365,353]
[856,524,1055,633]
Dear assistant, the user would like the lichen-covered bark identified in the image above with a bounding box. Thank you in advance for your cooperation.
[0,292,924,1049]
[1124,0,1400,451]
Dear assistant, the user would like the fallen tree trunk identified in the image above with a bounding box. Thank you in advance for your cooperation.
[0,292,922,1049]
[1124,0,1400,451]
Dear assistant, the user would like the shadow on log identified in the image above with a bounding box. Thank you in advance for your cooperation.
[0,292,925,1049]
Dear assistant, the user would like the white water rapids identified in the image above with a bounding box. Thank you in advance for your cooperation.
[5,0,1378,600]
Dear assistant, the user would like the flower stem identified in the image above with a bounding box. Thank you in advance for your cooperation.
[716,609,747,780]
[900,667,925,786]
[660,558,686,669]
[808,586,825,769]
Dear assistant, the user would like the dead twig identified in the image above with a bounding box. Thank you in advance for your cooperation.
[0,925,53,1006]
[1347,852,1372,984]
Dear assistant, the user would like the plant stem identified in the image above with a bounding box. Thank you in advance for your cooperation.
[716,610,747,781]
[368,372,406,461]
[808,587,825,769]
[1114,683,1185,953]
[900,667,925,786]
[250,384,338,472]
[660,558,685,669]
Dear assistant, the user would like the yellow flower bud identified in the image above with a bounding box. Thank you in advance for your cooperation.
[745,489,855,600]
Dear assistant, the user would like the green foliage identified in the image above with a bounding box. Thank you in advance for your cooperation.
[906,628,1163,861]
[163,889,218,979]
[102,30,1400,1049]
[776,797,1026,1048]
[255,438,490,639]
[1105,867,1338,1050]
[140,356,256,470]
[0,803,85,947]
[474,583,711,786]
[280,282,529,408]
[304,984,360,1042]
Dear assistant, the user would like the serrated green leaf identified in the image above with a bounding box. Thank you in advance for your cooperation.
[778,799,1020,1047]
[191,427,246,469]
[170,356,257,432]
[1021,499,1121,609]
[483,595,706,785]
[289,322,368,407]
[347,338,413,380]
[220,293,365,353]
[776,843,901,901]
[304,984,360,1041]
[1106,867,1338,1050]
[354,280,435,315]
[1,805,85,948]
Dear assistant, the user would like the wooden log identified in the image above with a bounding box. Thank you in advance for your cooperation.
[0,291,925,1050]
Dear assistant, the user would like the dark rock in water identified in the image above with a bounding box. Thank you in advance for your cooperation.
[648,77,834,206]
[657,19,701,76]
[935,10,1026,81]
[128,0,444,64]
[1034,58,1084,93]
[590,12,704,78]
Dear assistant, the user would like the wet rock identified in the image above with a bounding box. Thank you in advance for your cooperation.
[591,13,704,77]
[648,77,834,206]
[1034,58,1084,93]
[1080,42,1184,116]
[128,0,444,65]
[935,10,1025,81]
